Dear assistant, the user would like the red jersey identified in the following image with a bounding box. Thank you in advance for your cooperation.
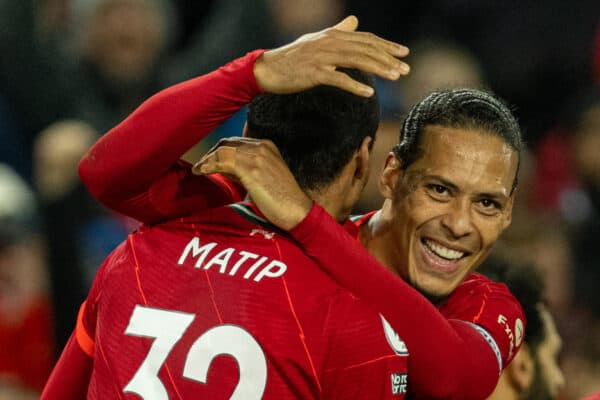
[44,50,525,399]
[71,203,408,399]
[351,213,523,373]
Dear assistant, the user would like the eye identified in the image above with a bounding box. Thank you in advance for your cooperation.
[425,183,450,200]
[479,198,500,209]
[432,184,447,194]
[476,198,503,216]
[426,184,447,194]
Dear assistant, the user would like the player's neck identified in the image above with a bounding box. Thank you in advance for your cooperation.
[358,204,405,277]
[306,186,350,224]
[485,372,518,400]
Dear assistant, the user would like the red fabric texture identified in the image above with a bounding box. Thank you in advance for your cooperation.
[290,205,525,399]
[72,48,526,399]
[51,51,409,399]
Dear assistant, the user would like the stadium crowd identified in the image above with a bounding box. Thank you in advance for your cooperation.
[0,0,599,398]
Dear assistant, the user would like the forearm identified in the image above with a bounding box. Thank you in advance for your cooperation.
[79,50,264,210]
[290,204,498,399]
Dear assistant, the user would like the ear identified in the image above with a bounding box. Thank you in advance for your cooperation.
[379,152,401,200]
[353,136,372,183]
[507,344,534,394]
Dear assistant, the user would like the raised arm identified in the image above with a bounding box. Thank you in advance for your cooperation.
[79,16,409,224]
[78,49,264,224]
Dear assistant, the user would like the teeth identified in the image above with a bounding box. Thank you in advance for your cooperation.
[424,240,464,260]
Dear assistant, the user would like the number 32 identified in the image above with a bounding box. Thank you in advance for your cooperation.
[123,305,267,399]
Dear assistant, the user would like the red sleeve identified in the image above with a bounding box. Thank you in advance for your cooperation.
[290,204,499,400]
[41,253,112,399]
[40,332,93,400]
[78,50,264,224]
[439,274,526,371]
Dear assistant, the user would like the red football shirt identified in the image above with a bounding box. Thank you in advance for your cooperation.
[71,203,408,399]
[351,213,524,372]
[62,49,525,399]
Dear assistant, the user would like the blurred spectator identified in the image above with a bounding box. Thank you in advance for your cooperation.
[174,0,346,160]
[0,164,54,395]
[347,1,600,145]
[480,258,565,400]
[398,39,486,111]
[0,96,28,179]
[33,120,132,350]
[532,89,600,317]
[568,92,600,318]
[67,0,176,133]
[355,39,486,213]
[34,120,97,202]
[594,20,600,83]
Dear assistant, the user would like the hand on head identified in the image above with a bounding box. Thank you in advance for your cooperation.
[254,16,410,97]
[193,138,312,231]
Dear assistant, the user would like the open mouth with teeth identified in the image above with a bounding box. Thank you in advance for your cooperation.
[420,238,469,268]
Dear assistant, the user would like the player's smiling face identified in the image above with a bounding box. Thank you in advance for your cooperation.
[380,125,518,297]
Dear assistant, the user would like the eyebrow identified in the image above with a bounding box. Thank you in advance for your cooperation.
[424,174,510,199]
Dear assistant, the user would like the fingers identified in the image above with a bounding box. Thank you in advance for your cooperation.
[192,138,280,176]
[255,16,410,95]
[322,30,409,78]
[193,146,237,176]
[319,41,409,80]
[332,28,409,59]
[333,15,359,32]
[317,69,375,97]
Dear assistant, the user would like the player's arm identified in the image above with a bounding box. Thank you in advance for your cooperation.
[42,254,107,400]
[79,16,409,224]
[40,332,93,400]
[195,140,506,399]
[78,49,265,224]
[41,298,97,399]
[290,205,501,399]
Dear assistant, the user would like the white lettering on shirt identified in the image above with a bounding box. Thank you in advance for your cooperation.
[178,237,287,282]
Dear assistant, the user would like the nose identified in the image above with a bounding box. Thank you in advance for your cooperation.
[440,198,474,238]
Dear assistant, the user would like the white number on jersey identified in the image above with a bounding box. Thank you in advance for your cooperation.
[124,305,267,399]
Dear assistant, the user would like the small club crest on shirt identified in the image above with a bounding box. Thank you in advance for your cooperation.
[381,315,408,355]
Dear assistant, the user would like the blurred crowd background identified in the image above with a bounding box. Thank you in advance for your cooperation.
[0,0,599,398]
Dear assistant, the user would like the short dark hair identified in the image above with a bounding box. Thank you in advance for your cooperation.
[479,258,546,352]
[393,88,523,193]
[246,68,379,192]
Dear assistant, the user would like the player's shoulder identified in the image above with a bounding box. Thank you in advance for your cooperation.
[440,273,523,324]
[454,273,513,297]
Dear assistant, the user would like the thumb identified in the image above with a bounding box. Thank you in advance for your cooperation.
[333,15,359,32]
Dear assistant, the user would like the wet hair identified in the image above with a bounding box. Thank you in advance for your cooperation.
[393,88,523,193]
[246,68,379,191]
[479,258,546,352]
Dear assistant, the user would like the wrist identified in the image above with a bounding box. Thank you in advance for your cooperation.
[253,51,271,93]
